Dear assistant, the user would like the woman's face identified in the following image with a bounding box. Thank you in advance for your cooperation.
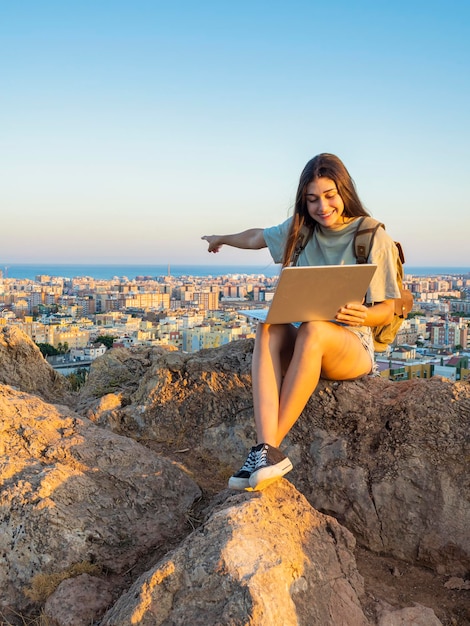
[305,177,345,229]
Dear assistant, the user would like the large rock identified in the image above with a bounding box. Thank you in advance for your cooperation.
[0,384,201,614]
[101,481,370,626]
[74,342,254,452]
[294,375,470,577]
[0,325,69,402]
[75,342,470,576]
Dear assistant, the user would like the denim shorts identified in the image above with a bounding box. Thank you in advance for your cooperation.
[347,326,376,373]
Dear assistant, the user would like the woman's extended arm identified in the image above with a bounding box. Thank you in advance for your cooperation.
[201,229,267,253]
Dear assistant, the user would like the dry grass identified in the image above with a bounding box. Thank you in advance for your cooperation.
[24,561,101,603]
[0,562,102,625]
[0,607,51,626]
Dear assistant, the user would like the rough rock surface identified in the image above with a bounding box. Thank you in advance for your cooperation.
[75,340,470,576]
[376,601,443,626]
[74,342,254,454]
[293,376,470,577]
[101,481,370,626]
[44,574,114,626]
[0,384,201,614]
[0,325,69,402]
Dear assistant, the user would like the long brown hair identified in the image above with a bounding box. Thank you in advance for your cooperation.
[282,154,370,266]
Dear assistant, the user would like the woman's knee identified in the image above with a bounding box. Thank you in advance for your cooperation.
[255,322,296,349]
[256,322,289,338]
[297,321,330,344]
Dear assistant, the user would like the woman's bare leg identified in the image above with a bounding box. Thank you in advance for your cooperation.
[245,320,372,491]
[251,322,297,446]
[251,321,372,446]
[275,321,372,445]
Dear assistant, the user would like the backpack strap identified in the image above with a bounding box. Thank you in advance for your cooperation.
[394,241,406,264]
[353,216,384,264]
[290,225,313,266]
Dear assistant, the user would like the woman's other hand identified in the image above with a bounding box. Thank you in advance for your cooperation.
[335,302,368,326]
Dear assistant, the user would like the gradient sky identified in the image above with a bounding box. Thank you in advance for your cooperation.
[1,0,469,267]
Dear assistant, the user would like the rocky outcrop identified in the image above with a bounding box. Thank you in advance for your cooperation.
[74,342,254,453]
[0,325,69,402]
[0,333,468,624]
[293,376,470,578]
[75,341,470,577]
[0,384,201,615]
[100,481,370,626]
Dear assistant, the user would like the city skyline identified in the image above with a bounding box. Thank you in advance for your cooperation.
[1,1,469,266]
[2,266,469,359]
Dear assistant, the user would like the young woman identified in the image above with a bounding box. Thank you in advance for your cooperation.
[202,153,400,491]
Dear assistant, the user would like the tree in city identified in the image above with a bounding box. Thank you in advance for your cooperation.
[36,343,60,357]
[94,335,115,350]
[67,368,88,391]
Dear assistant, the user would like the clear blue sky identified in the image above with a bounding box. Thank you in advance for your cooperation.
[1,0,469,266]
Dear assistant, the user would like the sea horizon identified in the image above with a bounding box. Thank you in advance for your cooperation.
[1,262,469,281]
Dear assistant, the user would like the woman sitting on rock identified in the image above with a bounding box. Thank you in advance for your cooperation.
[202,153,400,491]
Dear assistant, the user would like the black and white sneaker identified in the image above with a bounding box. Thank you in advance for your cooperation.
[248,443,293,491]
[228,445,259,490]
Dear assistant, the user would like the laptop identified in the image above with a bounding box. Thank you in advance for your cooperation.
[239,264,377,325]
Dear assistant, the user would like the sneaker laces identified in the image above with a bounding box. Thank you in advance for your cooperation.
[253,444,269,469]
[239,448,258,472]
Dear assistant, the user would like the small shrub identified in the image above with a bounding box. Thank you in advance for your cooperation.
[24,561,101,603]
[65,368,89,391]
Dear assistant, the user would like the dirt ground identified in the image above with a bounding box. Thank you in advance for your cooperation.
[356,546,469,626]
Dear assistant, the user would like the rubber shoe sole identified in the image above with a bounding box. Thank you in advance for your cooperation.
[228,475,251,490]
[248,457,293,491]
[227,445,261,490]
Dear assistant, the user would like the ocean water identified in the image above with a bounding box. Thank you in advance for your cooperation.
[1,263,469,281]
[1,263,280,280]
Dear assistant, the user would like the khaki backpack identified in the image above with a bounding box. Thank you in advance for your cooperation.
[353,216,413,351]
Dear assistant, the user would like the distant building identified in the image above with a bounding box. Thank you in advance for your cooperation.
[70,343,107,361]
